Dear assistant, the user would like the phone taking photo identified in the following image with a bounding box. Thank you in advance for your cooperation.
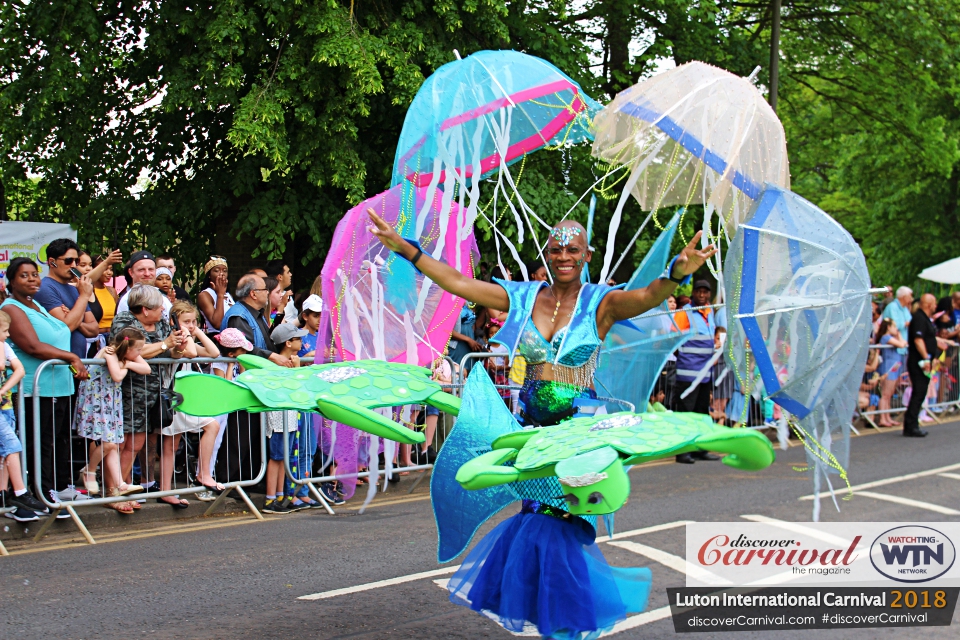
[170,312,181,332]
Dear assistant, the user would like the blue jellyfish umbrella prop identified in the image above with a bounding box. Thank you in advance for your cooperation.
[723,186,873,519]
[392,50,602,283]
[595,211,694,412]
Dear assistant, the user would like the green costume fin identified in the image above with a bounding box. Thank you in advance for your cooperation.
[427,390,461,416]
[491,430,540,451]
[455,449,522,490]
[695,428,775,471]
[173,372,268,416]
[237,354,282,370]
[315,397,425,445]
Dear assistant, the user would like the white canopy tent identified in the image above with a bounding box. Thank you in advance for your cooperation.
[918,257,960,284]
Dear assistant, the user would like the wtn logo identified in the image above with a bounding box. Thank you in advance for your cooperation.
[880,542,944,568]
[871,526,956,583]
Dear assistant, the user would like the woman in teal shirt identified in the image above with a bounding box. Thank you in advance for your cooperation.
[2,257,88,501]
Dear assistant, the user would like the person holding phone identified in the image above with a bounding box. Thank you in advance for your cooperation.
[33,238,100,359]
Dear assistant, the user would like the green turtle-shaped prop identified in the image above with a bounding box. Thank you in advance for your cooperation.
[455,411,775,515]
[173,355,461,445]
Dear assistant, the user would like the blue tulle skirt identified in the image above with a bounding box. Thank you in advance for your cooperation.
[447,502,651,639]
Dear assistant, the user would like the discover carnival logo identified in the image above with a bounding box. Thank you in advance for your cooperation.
[870,525,956,583]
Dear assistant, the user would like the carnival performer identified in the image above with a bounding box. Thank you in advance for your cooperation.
[368,209,714,427]
[368,209,715,639]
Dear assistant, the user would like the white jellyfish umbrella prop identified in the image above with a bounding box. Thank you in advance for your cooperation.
[723,186,876,520]
[590,61,790,285]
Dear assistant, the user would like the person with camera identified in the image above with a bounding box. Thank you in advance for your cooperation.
[33,238,100,359]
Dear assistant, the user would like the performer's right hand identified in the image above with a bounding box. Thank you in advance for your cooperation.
[367,208,406,254]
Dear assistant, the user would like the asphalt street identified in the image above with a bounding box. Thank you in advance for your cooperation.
[2,419,960,640]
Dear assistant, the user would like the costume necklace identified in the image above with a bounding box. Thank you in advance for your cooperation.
[548,283,581,323]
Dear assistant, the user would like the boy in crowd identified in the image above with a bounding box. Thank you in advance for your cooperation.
[0,310,51,521]
[262,324,330,512]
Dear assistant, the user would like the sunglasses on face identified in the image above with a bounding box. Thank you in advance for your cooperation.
[57,257,78,265]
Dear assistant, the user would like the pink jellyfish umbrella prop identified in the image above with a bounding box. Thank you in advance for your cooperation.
[316,185,479,504]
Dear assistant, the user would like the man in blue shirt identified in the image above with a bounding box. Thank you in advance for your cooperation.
[881,286,914,338]
[33,238,99,359]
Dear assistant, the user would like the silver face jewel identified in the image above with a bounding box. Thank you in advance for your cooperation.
[590,414,643,432]
[316,366,367,383]
[550,226,581,247]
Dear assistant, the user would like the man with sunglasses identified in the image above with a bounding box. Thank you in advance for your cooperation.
[33,238,99,358]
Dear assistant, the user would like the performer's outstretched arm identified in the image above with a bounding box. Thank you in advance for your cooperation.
[368,208,511,311]
[597,231,717,335]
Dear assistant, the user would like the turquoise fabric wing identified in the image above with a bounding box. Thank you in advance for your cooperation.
[595,212,693,411]
[432,366,521,563]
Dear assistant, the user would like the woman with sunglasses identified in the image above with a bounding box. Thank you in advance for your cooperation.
[197,256,234,336]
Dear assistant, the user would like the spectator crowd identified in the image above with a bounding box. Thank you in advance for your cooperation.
[0,240,350,522]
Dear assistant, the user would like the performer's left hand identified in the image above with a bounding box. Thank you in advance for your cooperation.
[671,231,717,278]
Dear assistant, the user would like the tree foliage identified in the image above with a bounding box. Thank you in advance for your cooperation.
[3,0,959,289]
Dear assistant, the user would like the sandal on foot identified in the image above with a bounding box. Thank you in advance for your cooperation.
[118,483,144,496]
[157,496,190,509]
[105,501,134,514]
[79,467,100,496]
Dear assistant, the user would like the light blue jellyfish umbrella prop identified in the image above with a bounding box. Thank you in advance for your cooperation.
[594,211,694,412]
[392,49,602,284]
[723,186,876,520]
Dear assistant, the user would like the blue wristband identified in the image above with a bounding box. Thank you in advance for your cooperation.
[662,255,692,286]
[396,238,424,275]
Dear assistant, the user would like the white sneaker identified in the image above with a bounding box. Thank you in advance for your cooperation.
[196,491,217,502]
[919,410,934,424]
[50,486,90,502]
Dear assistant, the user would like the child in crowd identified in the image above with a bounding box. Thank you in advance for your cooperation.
[297,294,322,362]
[263,324,323,513]
[75,327,152,514]
[419,349,453,464]
[155,267,177,303]
[159,301,224,506]
[0,310,51,521]
[203,328,252,500]
[484,319,511,404]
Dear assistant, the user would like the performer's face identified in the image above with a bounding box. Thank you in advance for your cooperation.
[545,224,590,284]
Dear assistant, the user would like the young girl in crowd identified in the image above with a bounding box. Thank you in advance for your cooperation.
[297,294,323,362]
[75,327,151,514]
[205,328,252,496]
[158,301,224,507]
[484,319,512,404]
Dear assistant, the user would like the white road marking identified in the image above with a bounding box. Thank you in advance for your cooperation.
[740,514,863,547]
[800,461,960,500]
[600,520,693,542]
[851,491,960,515]
[298,566,460,600]
[939,472,960,481]
[607,540,732,586]
[600,606,673,636]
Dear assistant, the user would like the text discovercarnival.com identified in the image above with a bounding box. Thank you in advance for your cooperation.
[668,522,960,631]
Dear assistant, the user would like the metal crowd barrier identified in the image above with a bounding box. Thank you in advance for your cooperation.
[24,357,266,545]
[13,345,936,555]
[281,357,462,512]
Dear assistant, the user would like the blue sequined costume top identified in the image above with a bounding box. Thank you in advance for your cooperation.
[490,279,616,426]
